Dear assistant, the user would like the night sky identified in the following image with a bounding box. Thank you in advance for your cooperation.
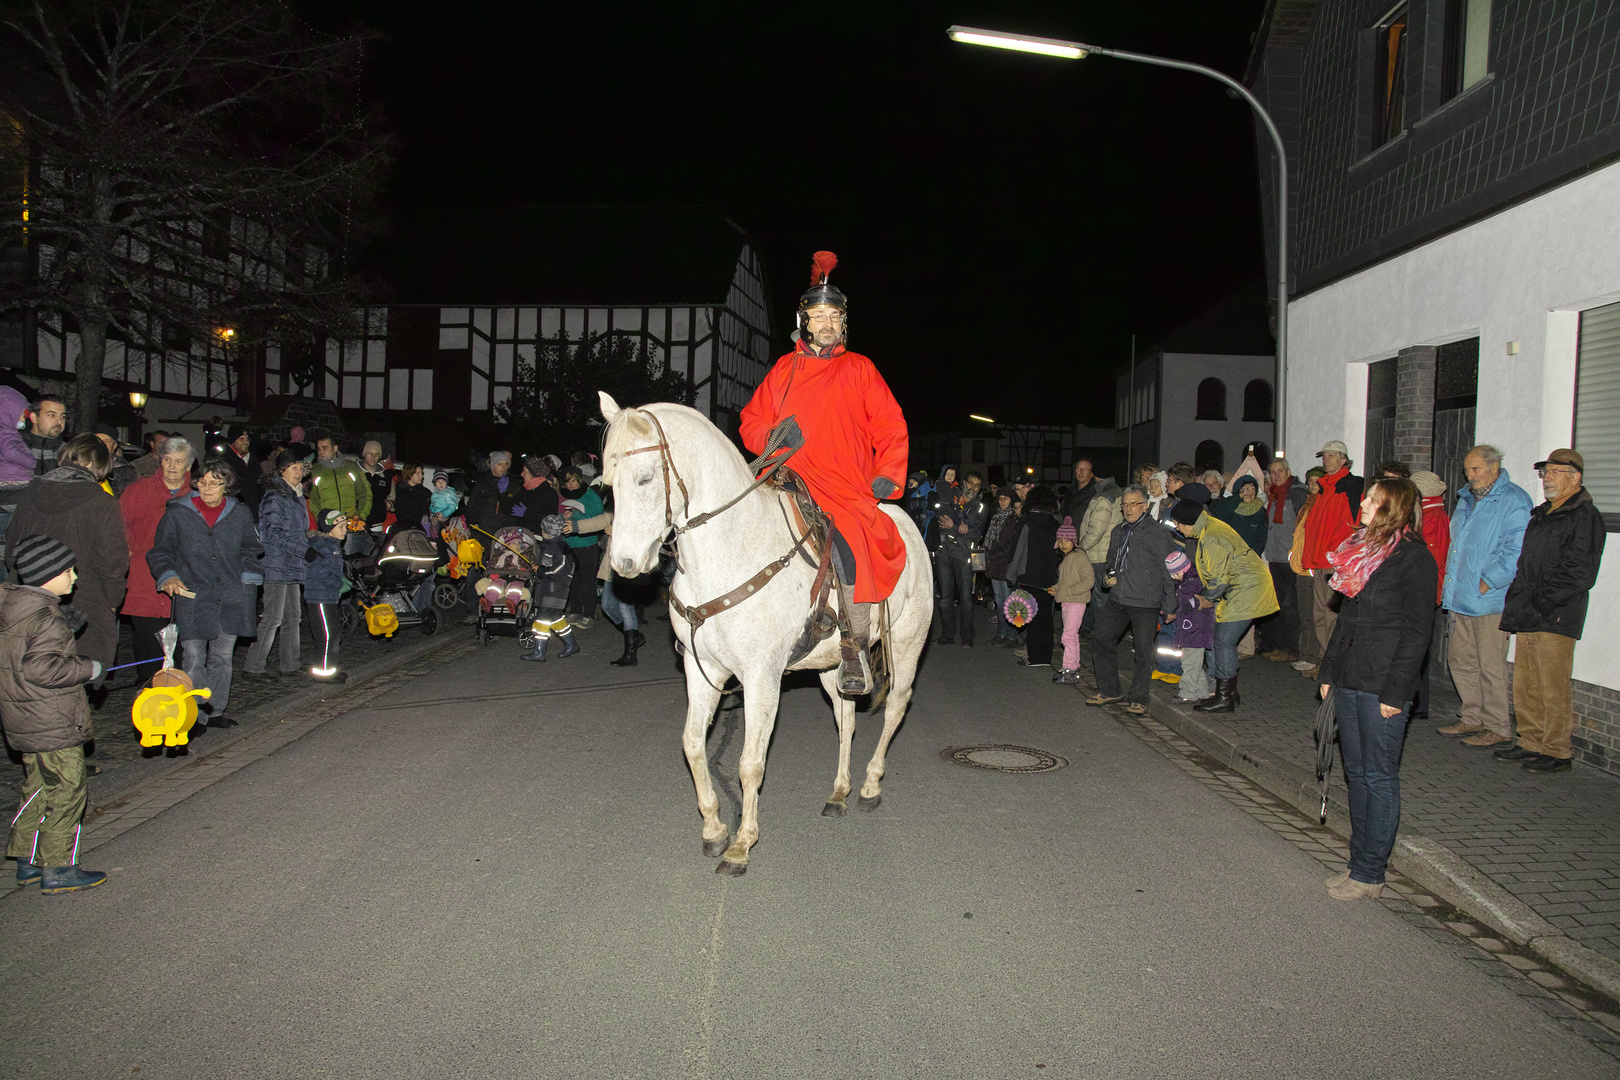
[310,0,1269,434]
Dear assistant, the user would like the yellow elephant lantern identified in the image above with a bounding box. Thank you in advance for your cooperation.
[131,668,212,747]
[364,601,400,637]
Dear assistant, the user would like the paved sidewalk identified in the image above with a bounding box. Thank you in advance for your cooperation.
[1129,648,1620,998]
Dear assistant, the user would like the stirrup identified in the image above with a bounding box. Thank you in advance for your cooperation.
[838,639,873,697]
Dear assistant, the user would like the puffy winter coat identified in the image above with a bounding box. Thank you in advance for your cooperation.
[302,534,346,604]
[1301,466,1363,570]
[1172,566,1215,650]
[119,469,190,619]
[147,495,265,640]
[936,489,987,559]
[1321,535,1438,708]
[0,584,96,752]
[257,476,311,585]
[1054,549,1094,604]
[1442,470,1532,617]
[6,465,129,665]
[1078,479,1123,564]
[1187,512,1280,623]
[1499,488,1606,640]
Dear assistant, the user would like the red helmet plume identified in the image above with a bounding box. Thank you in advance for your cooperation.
[809,251,838,286]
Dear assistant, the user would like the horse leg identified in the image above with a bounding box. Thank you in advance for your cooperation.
[681,656,731,858]
[817,668,856,817]
[718,671,781,876]
[858,645,919,811]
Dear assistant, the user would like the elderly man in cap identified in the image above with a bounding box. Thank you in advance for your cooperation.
[1493,450,1606,772]
[1298,440,1364,676]
[1440,444,1532,748]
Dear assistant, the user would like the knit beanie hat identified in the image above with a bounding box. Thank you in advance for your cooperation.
[539,514,566,539]
[488,451,511,467]
[1055,515,1078,542]
[1164,549,1191,575]
[1411,471,1447,497]
[275,448,307,472]
[317,508,347,531]
[13,534,76,586]
[1170,500,1205,527]
[1232,475,1259,496]
[1179,484,1211,505]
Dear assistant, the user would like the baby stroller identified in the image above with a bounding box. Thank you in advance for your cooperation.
[342,527,448,638]
[474,526,539,647]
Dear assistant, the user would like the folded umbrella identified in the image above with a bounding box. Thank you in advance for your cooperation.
[1312,689,1338,825]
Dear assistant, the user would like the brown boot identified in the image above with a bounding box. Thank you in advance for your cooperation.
[836,588,873,697]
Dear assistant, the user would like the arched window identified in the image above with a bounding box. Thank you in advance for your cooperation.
[1195,439,1225,473]
[1196,377,1227,420]
[1243,379,1274,422]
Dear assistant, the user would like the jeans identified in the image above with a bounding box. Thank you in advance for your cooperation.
[1080,563,1108,633]
[246,582,303,674]
[1335,687,1411,885]
[991,579,1014,640]
[182,632,237,718]
[1092,603,1159,704]
[600,575,638,633]
[1209,619,1253,680]
[935,553,974,643]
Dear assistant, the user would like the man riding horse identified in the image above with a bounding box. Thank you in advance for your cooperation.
[739,251,909,698]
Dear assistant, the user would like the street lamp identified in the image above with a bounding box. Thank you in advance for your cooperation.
[127,390,148,410]
[948,25,1291,459]
[970,414,995,424]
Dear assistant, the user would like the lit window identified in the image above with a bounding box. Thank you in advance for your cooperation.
[1376,6,1409,146]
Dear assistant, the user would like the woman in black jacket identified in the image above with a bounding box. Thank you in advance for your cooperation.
[1318,477,1438,901]
[1008,486,1061,669]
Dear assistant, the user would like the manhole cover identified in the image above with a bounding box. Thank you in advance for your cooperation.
[941,744,1068,774]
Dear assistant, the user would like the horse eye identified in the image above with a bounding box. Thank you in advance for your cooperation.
[636,472,653,487]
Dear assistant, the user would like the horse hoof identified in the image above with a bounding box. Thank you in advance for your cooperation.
[715,859,748,877]
[702,835,729,858]
[856,794,882,812]
[821,800,847,817]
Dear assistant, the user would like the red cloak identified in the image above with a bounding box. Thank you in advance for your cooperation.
[739,341,909,603]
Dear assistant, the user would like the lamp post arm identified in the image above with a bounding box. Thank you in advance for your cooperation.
[1081,44,1290,457]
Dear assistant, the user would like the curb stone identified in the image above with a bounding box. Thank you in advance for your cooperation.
[1145,687,1620,1004]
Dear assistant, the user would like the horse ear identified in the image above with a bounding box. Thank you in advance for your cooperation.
[599,391,621,422]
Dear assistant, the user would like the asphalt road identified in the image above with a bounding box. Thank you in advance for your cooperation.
[1,625,1613,1078]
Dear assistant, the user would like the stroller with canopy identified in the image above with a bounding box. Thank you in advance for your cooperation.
[474,526,540,646]
[343,527,448,638]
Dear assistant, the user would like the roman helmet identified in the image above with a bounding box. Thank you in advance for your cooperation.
[795,250,848,345]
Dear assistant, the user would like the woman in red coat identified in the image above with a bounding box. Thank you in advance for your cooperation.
[739,252,909,695]
[118,436,197,682]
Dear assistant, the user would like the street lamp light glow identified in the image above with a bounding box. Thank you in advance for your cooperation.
[127,391,148,409]
[970,414,995,424]
[948,26,1088,60]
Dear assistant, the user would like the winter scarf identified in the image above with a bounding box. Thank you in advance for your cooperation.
[1326,526,1406,599]
[1268,477,1294,523]
[984,506,1014,548]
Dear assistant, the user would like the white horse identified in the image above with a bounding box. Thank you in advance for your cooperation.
[598,393,933,875]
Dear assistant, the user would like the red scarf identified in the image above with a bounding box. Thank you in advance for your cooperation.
[1268,479,1293,524]
[1326,527,1402,598]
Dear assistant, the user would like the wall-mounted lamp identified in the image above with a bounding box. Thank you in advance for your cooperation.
[128,391,148,409]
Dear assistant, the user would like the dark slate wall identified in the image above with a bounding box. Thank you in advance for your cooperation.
[1273,0,1620,295]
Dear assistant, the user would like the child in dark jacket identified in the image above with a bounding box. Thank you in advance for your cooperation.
[520,515,579,662]
[1,535,107,893]
[1166,549,1215,704]
[303,509,348,683]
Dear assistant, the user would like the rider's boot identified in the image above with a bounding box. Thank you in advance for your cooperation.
[837,586,873,697]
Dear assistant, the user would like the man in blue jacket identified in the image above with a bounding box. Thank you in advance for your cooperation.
[1439,445,1533,748]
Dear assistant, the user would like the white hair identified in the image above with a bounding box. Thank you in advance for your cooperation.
[160,436,196,466]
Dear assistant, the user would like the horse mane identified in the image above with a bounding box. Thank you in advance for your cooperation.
[600,401,733,485]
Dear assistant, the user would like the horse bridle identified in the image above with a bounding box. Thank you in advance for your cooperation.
[617,407,797,539]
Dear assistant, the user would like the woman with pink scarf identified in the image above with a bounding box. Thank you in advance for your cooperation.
[1317,477,1438,902]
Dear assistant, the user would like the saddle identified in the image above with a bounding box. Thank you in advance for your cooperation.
[774,467,893,705]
